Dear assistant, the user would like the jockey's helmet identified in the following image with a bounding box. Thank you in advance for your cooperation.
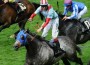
[64,0,72,6]
[40,0,48,6]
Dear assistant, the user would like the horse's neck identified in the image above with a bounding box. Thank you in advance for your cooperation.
[25,37,42,54]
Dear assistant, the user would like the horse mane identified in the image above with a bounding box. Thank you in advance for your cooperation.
[57,11,79,23]
[26,29,48,42]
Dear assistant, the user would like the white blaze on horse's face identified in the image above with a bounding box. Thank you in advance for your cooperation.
[13,30,27,50]
[14,40,21,48]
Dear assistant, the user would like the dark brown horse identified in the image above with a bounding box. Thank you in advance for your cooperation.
[13,29,83,65]
[0,0,43,32]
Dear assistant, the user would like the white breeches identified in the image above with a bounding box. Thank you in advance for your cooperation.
[77,6,87,19]
[41,18,59,39]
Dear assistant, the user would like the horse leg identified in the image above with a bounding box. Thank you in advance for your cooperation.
[71,55,83,65]
[76,46,82,55]
[0,23,10,32]
[18,19,27,30]
[74,57,83,65]
[61,57,70,65]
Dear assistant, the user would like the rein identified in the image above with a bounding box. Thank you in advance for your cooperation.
[31,34,37,41]
[31,22,40,41]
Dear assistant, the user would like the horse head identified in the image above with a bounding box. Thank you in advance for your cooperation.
[13,29,47,51]
[13,29,56,65]
[13,30,33,51]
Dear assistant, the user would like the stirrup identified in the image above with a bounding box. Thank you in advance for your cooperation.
[53,46,65,57]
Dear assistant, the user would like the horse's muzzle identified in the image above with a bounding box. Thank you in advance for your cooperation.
[13,40,21,51]
[14,46,19,51]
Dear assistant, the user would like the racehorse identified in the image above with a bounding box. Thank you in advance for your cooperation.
[0,0,43,32]
[58,13,90,44]
[13,29,83,65]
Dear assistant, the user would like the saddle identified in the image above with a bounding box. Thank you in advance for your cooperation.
[6,2,26,14]
[48,39,65,57]
[17,2,26,13]
[39,37,65,57]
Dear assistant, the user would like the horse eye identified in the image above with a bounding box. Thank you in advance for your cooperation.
[21,35,24,40]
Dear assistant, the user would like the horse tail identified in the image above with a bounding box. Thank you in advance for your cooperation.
[76,45,82,55]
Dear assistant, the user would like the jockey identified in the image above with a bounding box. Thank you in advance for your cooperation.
[29,0,64,56]
[62,0,87,21]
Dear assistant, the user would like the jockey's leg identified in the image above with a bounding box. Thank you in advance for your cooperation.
[77,6,87,19]
[49,38,65,57]
[41,20,52,38]
[77,6,89,33]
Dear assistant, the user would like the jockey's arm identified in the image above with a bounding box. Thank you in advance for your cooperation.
[42,18,51,28]
[67,5,78,19]
[29,6,41,21]
[36,18,51,33]
[29,13,36,21]
[63,6,68,15]
[41,22,45,27]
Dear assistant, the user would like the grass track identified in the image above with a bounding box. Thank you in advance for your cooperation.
[0,0,90,65]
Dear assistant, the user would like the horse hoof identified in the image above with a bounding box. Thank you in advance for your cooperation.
[10,34,15,38]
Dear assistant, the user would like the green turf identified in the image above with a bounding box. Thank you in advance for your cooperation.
[0,0,90,65]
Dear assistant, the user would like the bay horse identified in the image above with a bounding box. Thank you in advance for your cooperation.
[0,0,43,32]
[58,13,90,44]
[13,29,83,65]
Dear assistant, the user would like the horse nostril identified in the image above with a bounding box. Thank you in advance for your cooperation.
[14,46,19,51]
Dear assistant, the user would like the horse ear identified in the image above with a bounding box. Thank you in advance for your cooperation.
[24,30,27,33]
[25,29,30,33]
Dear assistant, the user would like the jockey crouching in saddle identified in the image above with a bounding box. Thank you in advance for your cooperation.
[29,0,64,56]
[62,0,89,33]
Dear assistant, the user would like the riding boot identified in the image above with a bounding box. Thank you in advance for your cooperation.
[54,41,65,57]
[49,38,65,57]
